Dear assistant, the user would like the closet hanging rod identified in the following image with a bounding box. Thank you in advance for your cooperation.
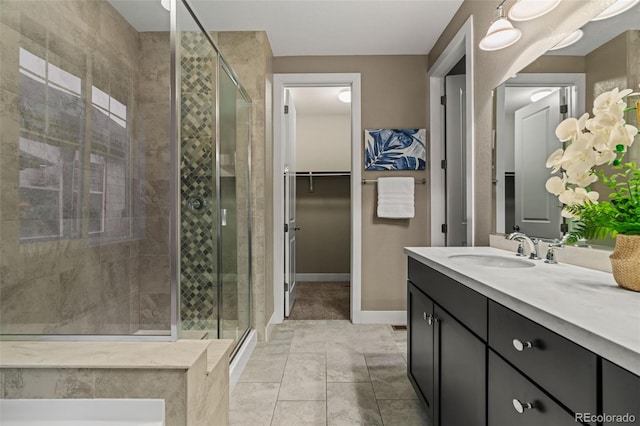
[294,171,351,177]
[361,178,427,185]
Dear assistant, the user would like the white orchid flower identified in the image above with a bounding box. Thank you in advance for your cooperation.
[566,170,598,187]
[545,148,565,173]
[561,207,580,219]
[593,88,633,116]
[562,143,596,174]
[558,187,599,206]
[608,123,637,150]
[545,176,566,195]
[555,116,584,142]
[594,149,617,166]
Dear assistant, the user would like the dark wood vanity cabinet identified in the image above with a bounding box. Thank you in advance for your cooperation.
[407,258,486,426]
[602,359,640,425]
[407,257,639,426]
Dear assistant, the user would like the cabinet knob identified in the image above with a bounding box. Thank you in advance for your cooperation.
[512,399,535,413]
[512,339,533,351]
[423,313,439,326]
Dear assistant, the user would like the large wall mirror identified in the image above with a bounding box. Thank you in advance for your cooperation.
[492,2,640,246]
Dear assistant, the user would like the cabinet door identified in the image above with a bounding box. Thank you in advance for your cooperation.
[436,306,486,426]
[408,283,435,421]
[602,360,640,426]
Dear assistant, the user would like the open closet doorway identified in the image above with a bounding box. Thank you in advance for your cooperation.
[284,86,352,319]
[273,73,363,325]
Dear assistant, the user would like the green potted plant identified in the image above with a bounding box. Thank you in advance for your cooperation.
[545,88,640,291]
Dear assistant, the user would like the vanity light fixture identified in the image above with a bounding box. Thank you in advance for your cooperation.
[160,0,171,12]
[592,0,639,21]
[548,29,583,51]
[338,89,351,103]
[479,1,522,51]
[508,0,561,21]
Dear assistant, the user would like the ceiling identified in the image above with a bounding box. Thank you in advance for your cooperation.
[107,0,463,56]
[288,87,351,116]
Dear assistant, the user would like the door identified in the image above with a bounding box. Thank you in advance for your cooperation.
[445,74,467,246]
[284,89,298,317]
[514,91,562,239]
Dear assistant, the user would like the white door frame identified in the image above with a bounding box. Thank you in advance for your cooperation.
[429,16,475,247]
[272,73,362,324]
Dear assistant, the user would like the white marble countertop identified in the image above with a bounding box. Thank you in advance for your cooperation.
[0,339,234,370]
[405,246,640,376]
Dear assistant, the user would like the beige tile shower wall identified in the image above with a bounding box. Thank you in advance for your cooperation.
[137,32,172,331]
[216,32,274,339]
[272,56,430,311]
[428,0,615,246]
[0,0,170,334]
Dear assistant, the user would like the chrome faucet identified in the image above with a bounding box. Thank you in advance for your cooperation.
[506,232,540,260]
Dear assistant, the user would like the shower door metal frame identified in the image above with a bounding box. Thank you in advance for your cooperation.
[176,0,253,352]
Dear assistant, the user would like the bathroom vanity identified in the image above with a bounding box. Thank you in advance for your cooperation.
[405,247,640,426]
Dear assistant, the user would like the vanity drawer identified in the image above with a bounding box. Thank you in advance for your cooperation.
[488,301,597,417]
[408,258,487,340]
[488,350,578,426]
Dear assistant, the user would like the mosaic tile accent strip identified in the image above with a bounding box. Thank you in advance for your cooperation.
[179,32,219,331]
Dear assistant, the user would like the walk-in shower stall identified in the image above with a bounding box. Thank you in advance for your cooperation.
[0,0,252,353]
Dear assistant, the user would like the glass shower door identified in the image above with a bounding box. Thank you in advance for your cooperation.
[178,24,219,339]
[219,64,251,344]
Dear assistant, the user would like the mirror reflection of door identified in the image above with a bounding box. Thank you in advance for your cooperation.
[513,90,563,239]
[445,73,467,247]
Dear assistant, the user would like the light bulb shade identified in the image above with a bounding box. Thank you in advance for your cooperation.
[530,89,554,102]
[548,29,583,51]
[160,0,171,11]
[592,0,639,21]
[508,0,562,21]
[479,18,522,51]
[338,90,351,103]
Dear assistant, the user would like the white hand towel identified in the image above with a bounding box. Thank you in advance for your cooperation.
[377,177,415,218]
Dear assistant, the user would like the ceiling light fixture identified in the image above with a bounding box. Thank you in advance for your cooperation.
[548,29,583,51]
[508,0,561,21]
[160,0,171,12]
[338,89,351,103]
[592,0,639,21]
[479,1,522,51]
[530,89,554,102]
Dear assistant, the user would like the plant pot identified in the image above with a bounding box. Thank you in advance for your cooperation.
[609,234,640,292]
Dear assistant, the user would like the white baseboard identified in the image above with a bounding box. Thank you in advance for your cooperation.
[296,273,351,282]
[359,310,407,325]
[265,311,279,341]
[229,329,256,390]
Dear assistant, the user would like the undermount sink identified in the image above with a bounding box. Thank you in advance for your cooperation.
[448,254,535,268]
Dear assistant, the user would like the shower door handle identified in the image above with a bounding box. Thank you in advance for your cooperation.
[221,209,227,226]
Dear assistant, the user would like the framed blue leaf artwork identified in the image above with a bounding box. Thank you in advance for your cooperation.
[364,129,426,170]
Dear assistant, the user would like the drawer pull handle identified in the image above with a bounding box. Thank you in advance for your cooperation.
[512,339,533,351]
[512,399,535,413]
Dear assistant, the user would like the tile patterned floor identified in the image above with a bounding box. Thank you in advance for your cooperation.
[230,320,431,426]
